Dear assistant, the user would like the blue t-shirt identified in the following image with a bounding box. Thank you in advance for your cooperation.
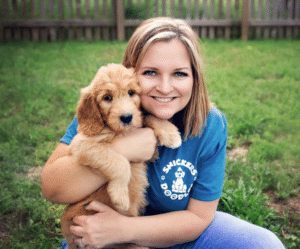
[60,108,227,215]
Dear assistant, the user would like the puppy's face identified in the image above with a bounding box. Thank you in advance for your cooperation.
[91,64,142,133]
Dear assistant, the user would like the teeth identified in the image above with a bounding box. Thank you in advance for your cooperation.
[153,97,174,103]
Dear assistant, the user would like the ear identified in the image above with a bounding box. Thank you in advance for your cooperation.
[76,86,104,136]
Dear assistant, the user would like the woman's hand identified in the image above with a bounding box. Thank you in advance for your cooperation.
[70,201,130,248]
[111,127,157,162]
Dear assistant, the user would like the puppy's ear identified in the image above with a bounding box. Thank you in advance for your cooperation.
[76,86,104,136]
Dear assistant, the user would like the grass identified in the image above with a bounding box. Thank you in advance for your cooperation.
[0,40,299,248]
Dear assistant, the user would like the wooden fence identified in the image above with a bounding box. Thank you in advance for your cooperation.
[0,0,299,41]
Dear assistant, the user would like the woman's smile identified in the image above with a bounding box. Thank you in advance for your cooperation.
[151,96,176,103]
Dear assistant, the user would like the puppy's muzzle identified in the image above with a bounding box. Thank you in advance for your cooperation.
[120,114,133,125]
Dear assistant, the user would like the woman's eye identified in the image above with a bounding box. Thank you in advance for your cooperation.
[128,89,136,97]
[143,70,156,76]
[174,71,188,77]
[102,94,113,102]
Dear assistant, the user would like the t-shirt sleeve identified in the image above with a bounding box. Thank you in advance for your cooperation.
[190,108,227,201]
[59,117,78,145]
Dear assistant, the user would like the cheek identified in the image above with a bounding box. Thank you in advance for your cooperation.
[179,80,193,97]
[138,77,154,94]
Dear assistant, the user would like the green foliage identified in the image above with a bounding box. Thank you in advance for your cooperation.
[220,177,276,227]
[0,40,299,248]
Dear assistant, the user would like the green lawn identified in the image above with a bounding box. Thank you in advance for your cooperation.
[0,40,299,249]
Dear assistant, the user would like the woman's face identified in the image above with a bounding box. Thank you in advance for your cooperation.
[137,39,193,120]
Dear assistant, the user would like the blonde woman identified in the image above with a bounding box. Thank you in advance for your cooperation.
[42,17,285,249]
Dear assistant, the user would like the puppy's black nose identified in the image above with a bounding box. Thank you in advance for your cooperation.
[120,114,133,125]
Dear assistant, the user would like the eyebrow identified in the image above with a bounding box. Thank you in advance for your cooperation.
[140,66,191,71]
[174,67,190,71]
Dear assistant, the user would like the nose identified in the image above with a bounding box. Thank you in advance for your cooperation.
[120,114,133,125]
[156,76,173,94]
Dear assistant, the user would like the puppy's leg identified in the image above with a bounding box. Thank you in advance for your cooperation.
[144,115,182,149]
[72,141,131,212]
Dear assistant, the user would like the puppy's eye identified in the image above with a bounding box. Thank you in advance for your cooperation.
[102,94,113,102]
[128,89,136,97]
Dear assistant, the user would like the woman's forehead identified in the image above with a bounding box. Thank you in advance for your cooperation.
[139,39,191,69]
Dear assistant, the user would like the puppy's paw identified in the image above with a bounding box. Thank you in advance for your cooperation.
[144,115,182,149]
[158,129,182,149]
[108,183,130,212]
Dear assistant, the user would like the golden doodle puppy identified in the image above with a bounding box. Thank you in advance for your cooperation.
[61,64,182,249]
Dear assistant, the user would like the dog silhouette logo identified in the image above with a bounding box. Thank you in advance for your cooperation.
[160,159,197,201]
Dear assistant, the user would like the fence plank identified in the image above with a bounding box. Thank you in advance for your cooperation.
[217,0,224,38]
[162,0,167,16]
[201,0,208,39]
[218,0,223,18]
[57,0,65,41]
[85,0,92,40]
[12,0,19,18]
[58,0,64,19]
[40,0,46,18]
[296,0,300,18]
[22,0,27,18]
[67,0,73,18]
[115,0,125,40]
[67,0,73,39]
[186,0,192,19]
[286,0,293,38]
[202,0,207,19]
[241,0,250,40]
[224,0,231,39]
[12,0,22,41]
[48,0,55,41]
[49,0,55,18]
[104,0,111,40]
[208,0,215,39]
[277,0,284,38]
[76,0,81,18]
[31,0,39,41]
[274,0,280,37]
[255,0,263,39]
[295,0,300,38]
[154,0,159,16]
[39,0,48,41]
[194,0,199,19]
[86,0,91,17]
[178,0,184,18]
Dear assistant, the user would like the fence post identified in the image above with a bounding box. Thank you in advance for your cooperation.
[241,0,250,40]
[114,0,125,40]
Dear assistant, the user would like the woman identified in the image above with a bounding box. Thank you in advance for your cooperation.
[41,17,285,249]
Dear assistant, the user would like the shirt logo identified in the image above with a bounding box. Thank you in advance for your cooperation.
[160,159,197,201]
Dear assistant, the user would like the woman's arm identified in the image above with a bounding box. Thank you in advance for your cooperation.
[41,143,106,204]
[41,128,157,204]
[71,198,219,248]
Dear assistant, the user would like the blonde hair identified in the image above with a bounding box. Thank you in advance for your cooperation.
[123,17,211,138]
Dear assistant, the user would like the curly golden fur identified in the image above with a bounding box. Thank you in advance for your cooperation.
[60,64,182,249]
